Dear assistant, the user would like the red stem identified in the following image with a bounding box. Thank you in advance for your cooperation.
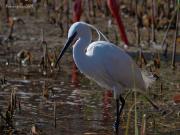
[107,0,129,45]
[73,0,82,22]
[71,0,82,86]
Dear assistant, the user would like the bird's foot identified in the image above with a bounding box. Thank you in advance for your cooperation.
[113,120,119,133]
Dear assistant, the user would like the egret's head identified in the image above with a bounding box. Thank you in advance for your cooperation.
[68,22,91,41]
[55,22,91,67]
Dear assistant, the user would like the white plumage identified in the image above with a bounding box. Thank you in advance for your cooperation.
[56,21,155,132]
[70,22,153,97]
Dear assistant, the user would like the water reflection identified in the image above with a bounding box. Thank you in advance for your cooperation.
[0,62,179,134]
[102,90,112,122]
[71,62,79,87]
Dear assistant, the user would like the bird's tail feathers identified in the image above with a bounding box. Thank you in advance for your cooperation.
[141,71,156,89]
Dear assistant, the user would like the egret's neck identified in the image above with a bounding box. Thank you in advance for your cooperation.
[73,35,91,66]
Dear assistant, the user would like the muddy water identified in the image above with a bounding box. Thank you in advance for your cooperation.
[0,59,180,135]
[0,64,114,134]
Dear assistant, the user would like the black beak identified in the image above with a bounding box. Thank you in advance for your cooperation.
[55,32,77,67]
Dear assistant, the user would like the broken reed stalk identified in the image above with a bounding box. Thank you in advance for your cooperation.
[92,0,96,18]
[40,28,52,74]
[54,102,56,128]
[44,42,48,70]
[58,21,64,37]
[66,0,70,35]
[3,88,18,127]
[160,83,163,101]
[0,112,6,121]
[167,1,171,18]
[87,0,90,17]
[0,13,2,32]
[135,0,140,46]
[52,0,55,11]
[172,3,179,69]
[10,88,16,114]
[163,43,168,58]
[140,0,147,14]
[0,110,13,127]
[129,0,133,15]
[45,0,50,20]
[57,3,64,37]
[114,28,119,45]
[137,49,147,68]
[18,98,21,112]
[105,2,109,16]
[147,25,151,46]
[8,18,14,39]
[1,76,7,85]
[5,0,9,22]
[161,6,178,48]
[151,0,156,42]
[140,114,146,135]
[42,29,47,72]
[54,49,60,70]
[152,116,156,132]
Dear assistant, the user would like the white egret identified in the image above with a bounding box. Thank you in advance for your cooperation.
[56,22,155,133]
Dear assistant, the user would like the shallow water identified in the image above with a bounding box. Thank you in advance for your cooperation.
[0,59,180,135]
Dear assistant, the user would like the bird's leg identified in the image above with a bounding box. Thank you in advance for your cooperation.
[113,98,120,133]
[113,95,125,134]
[119,95,125,116]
